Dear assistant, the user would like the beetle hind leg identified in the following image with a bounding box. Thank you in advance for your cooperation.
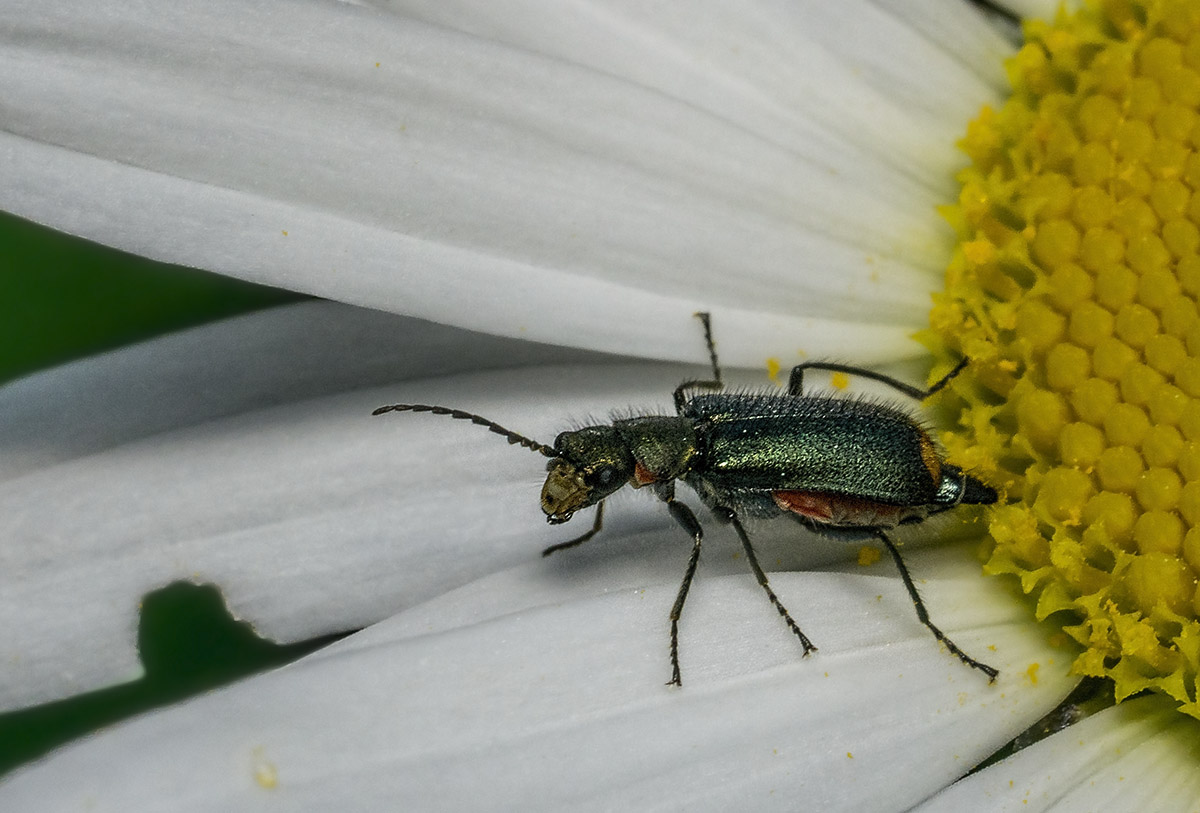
[875,531,999,682]
[786,357,969,402]
[717,507,818,657]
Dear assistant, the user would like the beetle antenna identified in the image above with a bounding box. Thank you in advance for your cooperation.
[372,403,558,457]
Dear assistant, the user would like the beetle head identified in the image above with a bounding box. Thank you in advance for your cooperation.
[541,426,635,523]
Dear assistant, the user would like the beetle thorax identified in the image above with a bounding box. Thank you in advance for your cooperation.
[613,416,699,483]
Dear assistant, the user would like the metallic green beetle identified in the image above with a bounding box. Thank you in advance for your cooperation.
[375,314,999,686]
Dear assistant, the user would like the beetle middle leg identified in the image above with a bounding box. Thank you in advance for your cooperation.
[662,493,706,687]
[874,530,999,682]
[787,357,969,402]
[673,311,725,413]
[714,506,817,657]
[541,502,605,557]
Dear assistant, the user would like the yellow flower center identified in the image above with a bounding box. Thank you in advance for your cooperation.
[929,0,1200,719]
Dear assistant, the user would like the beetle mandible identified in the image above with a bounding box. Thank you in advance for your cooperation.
[374,313,999,685]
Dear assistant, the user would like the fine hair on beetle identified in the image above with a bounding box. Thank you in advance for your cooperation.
[374,313,1000,686]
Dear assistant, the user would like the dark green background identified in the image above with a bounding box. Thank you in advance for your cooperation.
[0,212,299,385]
[0,212,337,776]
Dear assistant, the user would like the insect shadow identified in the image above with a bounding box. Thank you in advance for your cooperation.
[374,314,999,686]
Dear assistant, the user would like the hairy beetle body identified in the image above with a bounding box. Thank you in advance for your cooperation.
[375,314,1000,685]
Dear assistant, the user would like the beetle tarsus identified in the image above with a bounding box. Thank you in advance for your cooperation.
[876,531,999,682]
[924,357,970,397]
[667,626,684,687]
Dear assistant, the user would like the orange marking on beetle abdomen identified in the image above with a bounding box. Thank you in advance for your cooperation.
[772,491,834,521]
[634,462,658,485]
[915,429,942,483]
[772,490,907,528]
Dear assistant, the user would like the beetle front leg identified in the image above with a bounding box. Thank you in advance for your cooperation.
[715,507,817,656]
[541,502,605,557]
[786,357,969,402]
[875,530,999,682]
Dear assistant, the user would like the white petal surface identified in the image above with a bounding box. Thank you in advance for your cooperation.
[372,0,1006,173]
[995,0,1078,21]
[915,695,1200,813]
[1,0,1009,364]
[0,547,1075,812]
[868,0,1019,76]
[0,300,605,481]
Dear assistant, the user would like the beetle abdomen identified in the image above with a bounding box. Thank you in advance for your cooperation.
[684,393,942,506]
[771,490,918,527]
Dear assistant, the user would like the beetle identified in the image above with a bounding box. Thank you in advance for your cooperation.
[374,313,999,685]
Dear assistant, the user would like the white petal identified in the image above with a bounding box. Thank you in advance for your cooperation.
[371,0,1007,171]
[914,695,1200,812]
[0,546,1075,812]
[1,0,1011,364]
[993,0,1078,20]
[867,0,1018,87]
[0,300,603,481]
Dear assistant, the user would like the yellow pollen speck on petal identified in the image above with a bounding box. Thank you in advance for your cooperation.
[928,0,1200,720]
[831,371,851,390]
[251,748,278,790]
[766,357,782,384]
[1026,662,1040,686]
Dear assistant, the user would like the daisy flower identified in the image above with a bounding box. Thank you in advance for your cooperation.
[2,0,1198,809]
